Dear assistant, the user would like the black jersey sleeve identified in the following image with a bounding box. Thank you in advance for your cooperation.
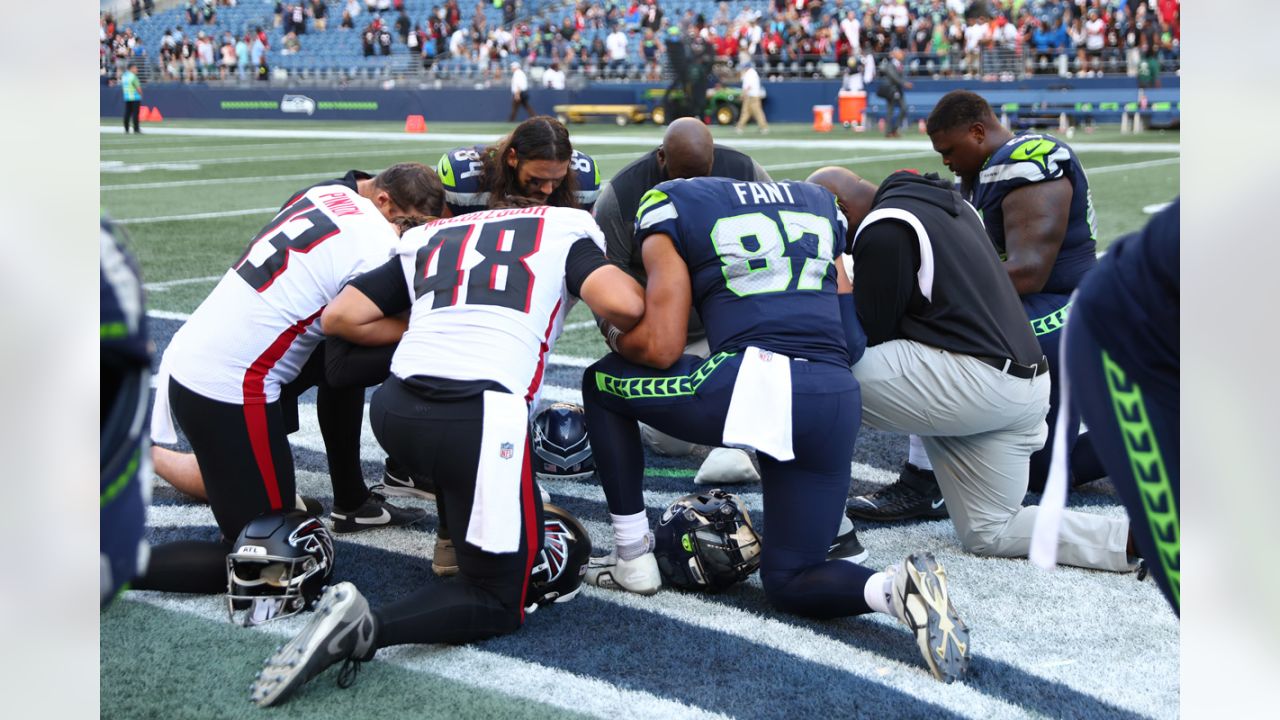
[851,221,919,347]
[565,237,611,298]
[347,256,411,316]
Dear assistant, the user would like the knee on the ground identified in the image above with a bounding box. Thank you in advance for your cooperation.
[956,522,1016,557]
[760,568,831,618]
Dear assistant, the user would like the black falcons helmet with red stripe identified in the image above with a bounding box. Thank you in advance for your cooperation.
[226,511,335,626]
[531,403,594,481]
[526,503,591,610]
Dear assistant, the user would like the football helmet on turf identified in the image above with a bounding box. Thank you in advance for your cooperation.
[100,218,152,608]
[654,489,762,592]
[531,403,594,481]
[526,503,592,609]
[227,511,335,626]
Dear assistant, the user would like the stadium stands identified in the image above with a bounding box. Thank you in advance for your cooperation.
[100,0,1180,87]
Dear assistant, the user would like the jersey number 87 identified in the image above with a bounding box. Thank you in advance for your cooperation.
[709,211,835,297]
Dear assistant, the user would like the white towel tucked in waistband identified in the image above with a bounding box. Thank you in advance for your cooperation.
[722,347,794,462]
[466,390,530,554]
[149,356,178,445]
[1031,294,1076,570]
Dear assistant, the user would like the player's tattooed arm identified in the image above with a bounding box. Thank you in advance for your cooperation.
[1001,177,1072,295]
[612,233,691,369]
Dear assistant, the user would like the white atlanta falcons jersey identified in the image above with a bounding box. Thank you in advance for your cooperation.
[164,184,398,404]
[389,205,605,403]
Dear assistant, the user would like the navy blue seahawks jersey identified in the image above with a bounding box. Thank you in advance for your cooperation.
[436,145,601,215]
[966,132,1098,294]
[634,177,851,366]
[100,218,151,607]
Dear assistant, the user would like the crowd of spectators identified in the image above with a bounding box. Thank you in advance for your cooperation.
[101,0,1179,86]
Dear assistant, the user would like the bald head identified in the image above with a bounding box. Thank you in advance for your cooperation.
[806,166,878,236]
[658,118,715,179]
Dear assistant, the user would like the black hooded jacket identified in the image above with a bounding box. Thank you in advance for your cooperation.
[851,171,1042,364]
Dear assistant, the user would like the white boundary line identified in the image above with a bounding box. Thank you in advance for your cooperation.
[99,125,1180,153]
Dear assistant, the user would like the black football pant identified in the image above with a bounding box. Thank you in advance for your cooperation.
[582,351,876,618]
[124,100,141,133]
[366,377,543,649]
[1066,312,1179,613]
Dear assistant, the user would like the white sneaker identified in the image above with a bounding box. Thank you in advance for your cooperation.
[694,447,760,485]
[890,553,970,683]
[585,549,661,595]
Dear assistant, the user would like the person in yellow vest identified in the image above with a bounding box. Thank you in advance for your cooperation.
[121,63,143,134]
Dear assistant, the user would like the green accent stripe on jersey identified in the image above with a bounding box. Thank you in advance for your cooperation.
[101,321,128,339]
[101,448,140,506]
[1030,302,1071,336]
[1102,350,1179,609]
[635,188,669,221]
[594,352,732,399]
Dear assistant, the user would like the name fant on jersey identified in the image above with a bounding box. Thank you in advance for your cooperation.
[730,181,798,206]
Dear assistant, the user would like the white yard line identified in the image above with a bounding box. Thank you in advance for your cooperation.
[117,206,278,225]
[127,592,732,720]
[100,125,1180,153]
[1086,156,1181,174]
[104,170,353,191]
[144,275,222,291]
[100,144,451,171]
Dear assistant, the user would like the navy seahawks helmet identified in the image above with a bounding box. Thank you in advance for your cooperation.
[227,511,336,626]
[654,489,762,592]
[531,403,594,481]
[101,218,152,608]
[526,503,592,610]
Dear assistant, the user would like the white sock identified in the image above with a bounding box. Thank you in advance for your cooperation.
[908,435,933,471]
[610,511,650,552]
[864,570,896,616]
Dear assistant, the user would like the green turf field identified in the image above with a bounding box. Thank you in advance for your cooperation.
[100,119,1181,719]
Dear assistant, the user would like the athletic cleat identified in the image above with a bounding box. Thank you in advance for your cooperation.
[373,457,437,501]
[890,553,970,683]
[827,514,869,564]
[847,463,947,521]
[250,582,376,707]
[431,536,458,577]
[330,491,427,534]
[585,547,661,595]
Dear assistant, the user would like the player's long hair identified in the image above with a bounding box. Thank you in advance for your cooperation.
[483,116,580,209]
[373,162,446,218]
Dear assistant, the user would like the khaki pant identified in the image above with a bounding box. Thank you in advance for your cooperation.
[854,340,1131,571]
[737,95,769,131]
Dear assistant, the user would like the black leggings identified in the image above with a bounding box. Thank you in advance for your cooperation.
[124,100,141,132]
[367,377,543,648]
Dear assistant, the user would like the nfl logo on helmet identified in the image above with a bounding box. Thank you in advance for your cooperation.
[500,442,514,460]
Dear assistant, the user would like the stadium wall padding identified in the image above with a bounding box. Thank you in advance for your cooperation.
[100,76,1179,124]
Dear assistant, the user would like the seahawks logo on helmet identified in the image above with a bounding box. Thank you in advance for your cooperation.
[530,403,594,481]
[654,489,762,592]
